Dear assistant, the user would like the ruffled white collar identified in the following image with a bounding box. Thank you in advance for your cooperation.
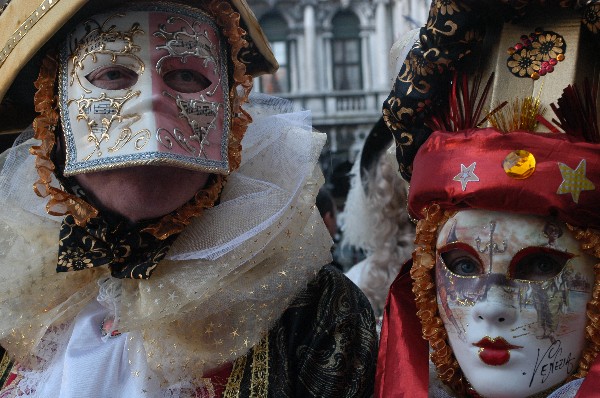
[0,96,331,393]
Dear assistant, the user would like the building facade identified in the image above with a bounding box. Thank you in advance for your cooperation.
[248,0,428,198]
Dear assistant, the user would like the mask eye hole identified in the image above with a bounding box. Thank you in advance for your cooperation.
[162,69,211,93]
[509,248,573,282]
[86,65,139,90]
[440,243,485,277]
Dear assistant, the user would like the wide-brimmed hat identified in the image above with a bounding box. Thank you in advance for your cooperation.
[0,0,277,133]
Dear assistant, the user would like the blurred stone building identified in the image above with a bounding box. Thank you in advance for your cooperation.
[248,0,427,201]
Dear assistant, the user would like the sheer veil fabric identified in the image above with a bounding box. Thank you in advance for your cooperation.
[0,95,332,395]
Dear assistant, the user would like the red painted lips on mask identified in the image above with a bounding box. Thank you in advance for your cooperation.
[473,337,523,366]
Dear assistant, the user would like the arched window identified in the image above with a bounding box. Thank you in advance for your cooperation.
[259,12,289,94]
[331,10,362,91]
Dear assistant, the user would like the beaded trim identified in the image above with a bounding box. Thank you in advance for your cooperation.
[0,0,61,68]
[223,354,246,398]
[0,1,11,17]
[249,336,268,398]
[0,349,13,388]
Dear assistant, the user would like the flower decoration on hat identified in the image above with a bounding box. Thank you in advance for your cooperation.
[507,28,566,80]
[583,3,600,34]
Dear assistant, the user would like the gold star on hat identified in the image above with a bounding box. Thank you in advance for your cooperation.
[557,159,595,203]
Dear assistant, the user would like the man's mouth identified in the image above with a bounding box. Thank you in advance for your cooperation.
[473,337,523,366]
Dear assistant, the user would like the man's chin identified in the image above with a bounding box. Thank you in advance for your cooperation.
[73,165,211,223]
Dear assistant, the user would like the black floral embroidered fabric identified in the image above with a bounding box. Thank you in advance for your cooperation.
[384,0,600,181]
[235,265,378,397]
[57,214,178,279]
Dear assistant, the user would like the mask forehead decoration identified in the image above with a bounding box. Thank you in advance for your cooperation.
[59,3,230,176]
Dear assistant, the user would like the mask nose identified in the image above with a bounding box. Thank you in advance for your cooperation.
[472,284,518,326]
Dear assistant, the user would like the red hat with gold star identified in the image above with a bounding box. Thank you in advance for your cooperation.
[375,2,600,398]
[382,1,600,229]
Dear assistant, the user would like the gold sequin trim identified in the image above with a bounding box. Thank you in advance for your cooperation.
[0,0,61,68]
[249,335,269,398]
[565,224,600,382]
[31,51,99,225]
[411,204,467,394]
[0,350,13,387]
[223,354,246,398]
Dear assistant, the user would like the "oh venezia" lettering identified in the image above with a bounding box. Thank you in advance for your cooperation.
[530,340,575,387]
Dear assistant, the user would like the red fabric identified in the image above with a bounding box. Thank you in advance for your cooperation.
[1,371,17,389]
[375,261,429,398]
[575,355,600,397]
[203,362,233,397]
[409,128,600,229]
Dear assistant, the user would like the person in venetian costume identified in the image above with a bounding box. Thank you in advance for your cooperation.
[374,0,600,397]
[0,1,378,397]
[342,118,415,319]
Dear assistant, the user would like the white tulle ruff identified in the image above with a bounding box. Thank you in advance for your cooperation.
[0,95,332,397]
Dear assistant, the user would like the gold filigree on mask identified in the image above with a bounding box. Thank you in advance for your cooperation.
[33,0,252,239]
[67,90,147,160]
[68,14,145,93]
[160,91,220,158]
[109,120,151,153]
[155,16,220,79]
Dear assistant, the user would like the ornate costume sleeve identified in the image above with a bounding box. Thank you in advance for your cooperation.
[266,265,378,397]
[0,346,15,391]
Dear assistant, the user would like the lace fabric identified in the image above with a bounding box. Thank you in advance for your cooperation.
[0,95,331,390]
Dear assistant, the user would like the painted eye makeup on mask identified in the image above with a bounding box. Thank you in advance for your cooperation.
[440,243,573,281]
[86,65,139,90]
[440,243,485,277]
[509,247,573,281]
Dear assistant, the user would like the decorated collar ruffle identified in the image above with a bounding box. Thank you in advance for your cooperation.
[57,214,178,279]
[0,97,331,388]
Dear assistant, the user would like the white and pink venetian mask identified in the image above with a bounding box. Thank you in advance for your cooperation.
[58,3,230,176]
[436,210,596,397]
